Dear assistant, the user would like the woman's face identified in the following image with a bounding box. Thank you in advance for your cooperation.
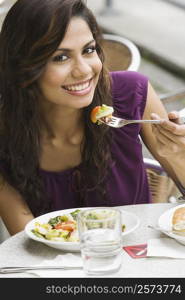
[38,17,102,110]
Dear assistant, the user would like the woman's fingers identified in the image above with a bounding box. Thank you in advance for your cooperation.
[152,125,176,146]
[153,124,185,145]
[150,112,185,156]
[167,110,179,120]
[152,126,182,156]
[151,112,185,136]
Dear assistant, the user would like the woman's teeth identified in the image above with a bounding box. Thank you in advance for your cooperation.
[64,80,90,91]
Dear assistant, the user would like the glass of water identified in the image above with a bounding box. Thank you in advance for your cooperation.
[77,207,122,276]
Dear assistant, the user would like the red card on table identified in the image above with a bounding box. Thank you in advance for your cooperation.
[123,243,147,258]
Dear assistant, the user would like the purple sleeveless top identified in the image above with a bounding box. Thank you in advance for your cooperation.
[39,71,151,210]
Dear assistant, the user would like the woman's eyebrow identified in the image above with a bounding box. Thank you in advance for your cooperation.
[56,39,95,52]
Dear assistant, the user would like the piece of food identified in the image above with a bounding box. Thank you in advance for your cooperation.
[32,209,81,242]
[172,207,185,235]
[90,104,114,124]
[122,224,126,232]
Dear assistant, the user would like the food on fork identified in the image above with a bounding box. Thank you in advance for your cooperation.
[90,104,114,124]
[172,207,185,235]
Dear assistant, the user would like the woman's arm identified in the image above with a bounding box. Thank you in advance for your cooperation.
[140,82,185,188]
[0,180,34,235]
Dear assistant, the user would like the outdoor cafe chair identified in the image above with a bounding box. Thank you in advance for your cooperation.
[102,33,141,72]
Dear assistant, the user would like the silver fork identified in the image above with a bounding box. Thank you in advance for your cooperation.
[99,116,162,128]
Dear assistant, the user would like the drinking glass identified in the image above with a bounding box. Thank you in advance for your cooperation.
[77,207,122,276]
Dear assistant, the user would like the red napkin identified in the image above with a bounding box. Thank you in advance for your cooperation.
[123,243,147,258]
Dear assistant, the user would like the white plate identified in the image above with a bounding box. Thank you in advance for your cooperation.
[25,207,140,252]
[158,204,185,245]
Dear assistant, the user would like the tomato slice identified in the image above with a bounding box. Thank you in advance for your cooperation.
[60,224,75,231]
[54,221,75,231]
[90,106,101,123]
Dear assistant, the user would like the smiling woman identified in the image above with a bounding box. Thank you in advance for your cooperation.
[0,0,185,236]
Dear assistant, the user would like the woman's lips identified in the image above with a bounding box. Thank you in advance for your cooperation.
[62,79,93,96]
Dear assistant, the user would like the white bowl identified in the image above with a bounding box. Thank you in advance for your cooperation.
[25,207,140,252]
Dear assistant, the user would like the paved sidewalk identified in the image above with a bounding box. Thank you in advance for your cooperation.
[87,0,185,77]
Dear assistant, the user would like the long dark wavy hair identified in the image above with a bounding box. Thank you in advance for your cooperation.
[0,0,113,216]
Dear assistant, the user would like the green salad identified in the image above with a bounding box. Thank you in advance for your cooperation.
[32,209,81,242]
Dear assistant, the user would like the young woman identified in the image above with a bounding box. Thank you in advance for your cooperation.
[0,0,185,235]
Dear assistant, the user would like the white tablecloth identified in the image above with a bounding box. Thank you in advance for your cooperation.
[1,203,184,278]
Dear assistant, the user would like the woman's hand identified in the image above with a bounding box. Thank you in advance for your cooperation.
[150,111,185,157]
[141,83,185,187]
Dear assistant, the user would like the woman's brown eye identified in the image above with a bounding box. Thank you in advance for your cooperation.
[53,54,68,62]
[84,46,96,54]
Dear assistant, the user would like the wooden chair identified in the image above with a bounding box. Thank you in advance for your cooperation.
[101,33,141,71]
[144,158,180,203]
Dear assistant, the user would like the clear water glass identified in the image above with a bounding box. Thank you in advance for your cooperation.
[77,207,122,276]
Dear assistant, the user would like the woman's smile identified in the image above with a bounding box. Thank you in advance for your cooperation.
[62,78,93,96]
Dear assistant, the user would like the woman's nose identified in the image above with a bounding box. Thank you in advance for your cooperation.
[72,57,91,78]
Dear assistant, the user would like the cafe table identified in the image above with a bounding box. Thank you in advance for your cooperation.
[0,202,185,278]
